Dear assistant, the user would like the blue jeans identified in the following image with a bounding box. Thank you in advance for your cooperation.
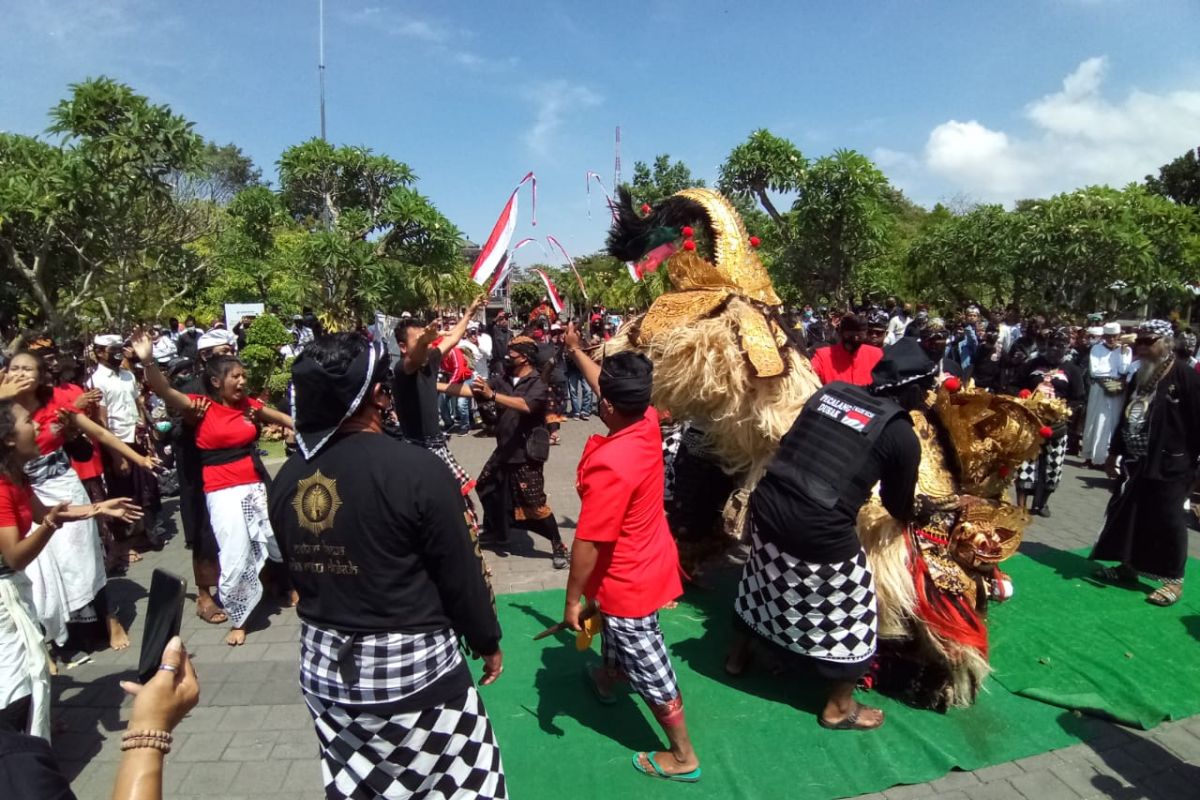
[440,394,471,432]
[567,371,594,418]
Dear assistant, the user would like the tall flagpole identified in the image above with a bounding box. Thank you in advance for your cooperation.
[318,0,327,141]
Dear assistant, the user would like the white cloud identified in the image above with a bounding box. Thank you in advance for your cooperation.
[918,57,1200,202]
[523,80,602,158]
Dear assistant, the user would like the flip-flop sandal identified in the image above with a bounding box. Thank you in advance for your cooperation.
[1147,585,1183,607]
[818,705,884,731]
[583,665,617,706]
[631,752,702,783]
[196,605,229,624]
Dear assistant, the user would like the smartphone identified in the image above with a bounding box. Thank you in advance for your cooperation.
[137,568,187,685]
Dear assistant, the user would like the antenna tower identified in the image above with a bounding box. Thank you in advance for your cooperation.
[613,126,621,190]
[318,0,327,141]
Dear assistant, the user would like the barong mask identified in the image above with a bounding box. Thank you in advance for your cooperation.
[291,338,389,459]
[607,187,789,378]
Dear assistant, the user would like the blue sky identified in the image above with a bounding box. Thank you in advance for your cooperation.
[3,0,1199,257]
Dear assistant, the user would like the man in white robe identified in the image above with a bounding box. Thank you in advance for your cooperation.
[1081,322,1132,467]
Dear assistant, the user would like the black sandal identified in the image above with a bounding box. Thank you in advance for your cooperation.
[1095,564,1138,584]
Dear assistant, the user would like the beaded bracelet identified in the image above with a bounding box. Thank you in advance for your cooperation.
[120,729,173,753]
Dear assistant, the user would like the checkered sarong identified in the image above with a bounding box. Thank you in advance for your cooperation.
[1016,432,1067,492]
[305,687,506,800]
[300,623,462,707]
[661,423,684,503]
[600,613,679,706]
[734,530,878,665]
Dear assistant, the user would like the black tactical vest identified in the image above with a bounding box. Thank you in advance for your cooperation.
[766,381,903,510]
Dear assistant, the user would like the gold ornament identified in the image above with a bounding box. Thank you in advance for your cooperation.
[292,470,343,535]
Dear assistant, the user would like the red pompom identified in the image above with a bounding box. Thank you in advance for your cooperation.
[1018,389,1032,399]
[682,240,696,251]
[681,225,694,238]
[640,203,652,214]
[1039,425,1053,439]
[749,236,761,248]
[943,376,962,393]
[998,465,1011,478]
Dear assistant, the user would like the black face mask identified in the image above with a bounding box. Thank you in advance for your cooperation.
[504,355,523,374]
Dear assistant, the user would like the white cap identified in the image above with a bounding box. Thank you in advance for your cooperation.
[93,334,122,348]
[550,323,563,331]
[1086,326,1103,337]
[197,329,238,351]
[1102,322,1122,336]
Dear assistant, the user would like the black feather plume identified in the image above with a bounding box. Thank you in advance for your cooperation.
[606,186,712,262]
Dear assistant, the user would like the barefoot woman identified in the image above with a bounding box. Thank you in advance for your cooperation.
[6,352,156,653]
[133,333,292,645]
[0,397,141,738]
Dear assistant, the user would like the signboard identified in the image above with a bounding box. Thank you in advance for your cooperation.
[224,302,265,330]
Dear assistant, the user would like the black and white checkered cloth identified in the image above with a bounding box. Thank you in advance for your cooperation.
[661,423,684,503]
[1016,432,1067,491]
[300,622,463,707]
[305,687,507,800]
[734,529,878,665]
[600,613,680,706]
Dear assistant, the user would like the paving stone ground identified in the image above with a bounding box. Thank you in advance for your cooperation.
[55,419,1200,799]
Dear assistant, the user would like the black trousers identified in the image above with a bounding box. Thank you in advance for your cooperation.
[477,458,561,545]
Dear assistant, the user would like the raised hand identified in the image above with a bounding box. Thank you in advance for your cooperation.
[0,371,34,400]
[564,321,583,351]
[417,322,441,348]
[74,388,102,410]
[128,328,155,364]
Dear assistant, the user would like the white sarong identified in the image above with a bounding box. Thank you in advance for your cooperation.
[25,470,105,646]
[206,482,279,628]
[1081,382,1123,464]
[0,571,52,740]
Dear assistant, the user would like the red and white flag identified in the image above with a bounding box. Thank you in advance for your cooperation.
[533,268,564,314]
[470,172,537,286]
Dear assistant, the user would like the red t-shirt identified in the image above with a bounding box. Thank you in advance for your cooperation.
[190,394,263,492]
[0,475,35,539]
[30,399,69,456]
[574,406,683,617]
[52,384,104,480]
[810,344,883,386]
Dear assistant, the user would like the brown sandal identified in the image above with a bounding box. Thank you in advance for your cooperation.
[196,604,229,624]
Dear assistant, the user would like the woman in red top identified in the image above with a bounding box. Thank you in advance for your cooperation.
[6,352,157,656]
[0,396,140,738]
[134,333,294,646]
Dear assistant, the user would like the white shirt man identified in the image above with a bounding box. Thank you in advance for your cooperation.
[462,325,491,380]
[885,307,912,346]
[1080,323,1132,466]
[151,329,178,364]
[89,335,142,444]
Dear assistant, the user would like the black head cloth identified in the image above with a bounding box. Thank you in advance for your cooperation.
[292,338,388,459]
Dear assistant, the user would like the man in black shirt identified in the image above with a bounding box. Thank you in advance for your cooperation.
[919,319,965,383]
[393,295,486,538]
[727,338,931,731]
[488,311,513,377]
[271,334,505,800]
[442,335,568,569]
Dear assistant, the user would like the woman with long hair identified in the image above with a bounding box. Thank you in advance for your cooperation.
[132,332,293,645]
[0,393,140,738]
[5,351,158,656]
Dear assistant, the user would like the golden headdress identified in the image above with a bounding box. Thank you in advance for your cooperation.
[607,187,788,378]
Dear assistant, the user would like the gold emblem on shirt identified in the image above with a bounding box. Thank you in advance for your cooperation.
[293,470,342,535]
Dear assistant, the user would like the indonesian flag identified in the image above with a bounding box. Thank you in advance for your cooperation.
[488,237,540,295]
[546,234,588,301]
[533,268,564,315]
[470,172,537,286]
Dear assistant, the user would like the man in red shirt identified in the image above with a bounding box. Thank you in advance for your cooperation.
[810,314,883,386]
[562,326,701,783]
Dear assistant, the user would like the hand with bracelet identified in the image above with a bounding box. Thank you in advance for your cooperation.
[112,636,200,800]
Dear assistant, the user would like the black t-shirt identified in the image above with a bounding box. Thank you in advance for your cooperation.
[269,432,500,656]
[489,371,547,464]
[393,349,444,442]
[751,416,920,563]
[0,732,76,800]
[1022,357,1085,404]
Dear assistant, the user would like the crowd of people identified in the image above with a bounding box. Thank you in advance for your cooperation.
[0,252,1197,795]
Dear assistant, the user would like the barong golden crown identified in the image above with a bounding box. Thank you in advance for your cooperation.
[636,188,786,377]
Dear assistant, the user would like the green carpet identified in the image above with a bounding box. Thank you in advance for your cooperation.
[989,546,1200,730]
[483,547,1200,799]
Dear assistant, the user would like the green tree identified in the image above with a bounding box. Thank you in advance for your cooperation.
[718,129,806,227]
[1146,147,1200,208]
[0,77,208,333]
[627,154,705,207]
[273,139,466,327]
[240,313,291,395]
